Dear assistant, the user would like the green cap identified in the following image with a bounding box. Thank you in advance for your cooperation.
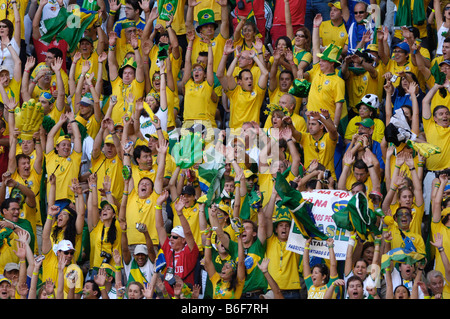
[356,118,375,128]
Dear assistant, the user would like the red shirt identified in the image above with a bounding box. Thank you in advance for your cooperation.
[273,0,306,26]
[33,38,68,72]
[233,0,265,18]
[162,237,199,296]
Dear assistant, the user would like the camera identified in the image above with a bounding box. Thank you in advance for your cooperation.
[354,49,374,63]
[322,170,331,184]
[100,251,112,264]
[165,267,176,286]
[435,168,450,178]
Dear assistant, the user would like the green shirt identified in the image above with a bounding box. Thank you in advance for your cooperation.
[228,238,267,293]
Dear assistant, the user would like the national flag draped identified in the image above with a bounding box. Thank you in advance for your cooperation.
[127,259,148,285]
[332,192,383,241]
[380,229,426,273]
[239,188,263,220]
[41,6,100,53]
[274,173,328,240]
[197,156,226,207]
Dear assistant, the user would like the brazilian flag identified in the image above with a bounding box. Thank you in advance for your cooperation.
[332,192,383,242]
[237,9,262,38]
[127,259,148,285]
[158,0,178,21]
[380,229,426,273]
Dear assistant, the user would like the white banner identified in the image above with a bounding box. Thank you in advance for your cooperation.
[286,189,352,260]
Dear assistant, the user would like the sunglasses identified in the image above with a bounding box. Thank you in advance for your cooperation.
[445,6,450,11]
[393,50,405,54]
[170,235,179,240]
[354,11,366,15]
[0,25,8,29]
[314,141,320,153]
[63,250,75,255]
[295,34,306,38]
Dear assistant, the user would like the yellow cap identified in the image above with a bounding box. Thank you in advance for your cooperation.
[328,1,342,9]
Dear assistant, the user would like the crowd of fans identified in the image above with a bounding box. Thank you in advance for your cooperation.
[0,0,449,301]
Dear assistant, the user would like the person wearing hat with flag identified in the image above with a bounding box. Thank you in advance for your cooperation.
[107,27,145,126]
[154,189,200,297]
[186,0,229,74]
[54,239,85,299]
[345,94,385,144]
[23,56,66,126]
[304,14,345,130]
[28,46,70,98]
[319,1,348,56]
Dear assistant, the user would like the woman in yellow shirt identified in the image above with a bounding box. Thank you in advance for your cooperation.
[180,29,216,138]
[303,237,339,299]
[203,223,245,299]
[87,173,123,277]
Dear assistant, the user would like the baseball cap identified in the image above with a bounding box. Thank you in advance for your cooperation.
[4,263,19,272]
[328,1,342,9]
[439,60,450,67]
[393,42,410,53]
[356,118,375,128]
[171,225,185,238]
[57,240,75,252]
[80,96,94,107]
[56,135,71,145]
[134,244,148,256]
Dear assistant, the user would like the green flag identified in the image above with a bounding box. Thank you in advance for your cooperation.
[158,0,178,21]
[274,173,328,240]
[332,192,382,241]
[171,131,204,169]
